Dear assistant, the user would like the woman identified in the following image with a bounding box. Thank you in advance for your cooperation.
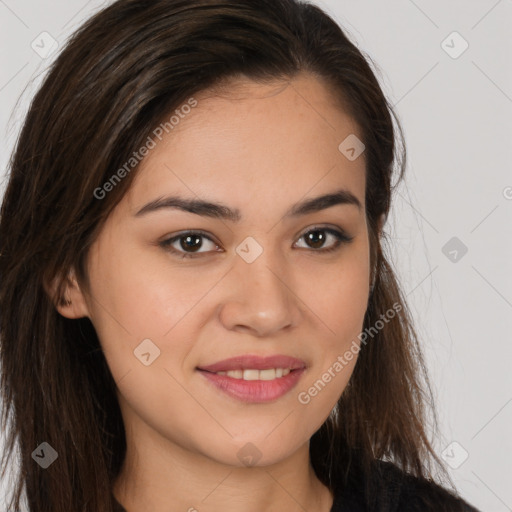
[0,0,480,510]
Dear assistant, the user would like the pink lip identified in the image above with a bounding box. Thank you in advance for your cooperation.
[197,367,306,403]
[197,354,306,372]
[196,354,307,403]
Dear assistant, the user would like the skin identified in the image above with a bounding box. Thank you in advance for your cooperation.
[58,72,372,512]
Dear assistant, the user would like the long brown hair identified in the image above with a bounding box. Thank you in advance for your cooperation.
[1,1,454,510]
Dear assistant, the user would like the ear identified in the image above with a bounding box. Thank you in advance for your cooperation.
[46,268,91,319]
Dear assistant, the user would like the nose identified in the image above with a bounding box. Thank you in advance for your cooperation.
[218,248,302,337]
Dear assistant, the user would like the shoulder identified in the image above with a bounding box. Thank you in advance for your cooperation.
[330,459,480,512]
[375,460,480,512]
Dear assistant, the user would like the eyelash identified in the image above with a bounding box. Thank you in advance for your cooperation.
[159,226,354,259]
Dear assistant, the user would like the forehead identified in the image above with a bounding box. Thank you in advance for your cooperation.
[124,73,366,217]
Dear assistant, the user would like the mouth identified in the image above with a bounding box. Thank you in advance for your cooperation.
[202,367,295,380]
[197,354,307,373]
[196,354,307,403]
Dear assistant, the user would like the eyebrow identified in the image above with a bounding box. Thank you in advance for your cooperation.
[134,188,362,221]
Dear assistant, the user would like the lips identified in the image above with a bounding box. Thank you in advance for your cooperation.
[196,354,308,403]
[197,354,307,373]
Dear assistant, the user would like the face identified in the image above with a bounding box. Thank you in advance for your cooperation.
[64,73,370,468]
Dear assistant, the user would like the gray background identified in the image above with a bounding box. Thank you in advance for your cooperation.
[1,1,511,510]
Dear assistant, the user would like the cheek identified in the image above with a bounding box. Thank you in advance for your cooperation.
[84,239,232,388]
[299,244,369,399]
[291,270,368,436]
[85,238,183,335]
[307,249,370,343]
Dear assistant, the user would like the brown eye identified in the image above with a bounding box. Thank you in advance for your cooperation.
[159,231,220,258]
[178,234,203,252]
[295,227,353,253]
[304,230,327,249]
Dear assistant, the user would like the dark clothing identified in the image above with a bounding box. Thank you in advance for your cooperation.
[113,459,480,511]
[329,459,480,511]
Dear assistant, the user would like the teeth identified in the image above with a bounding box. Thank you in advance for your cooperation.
[217,368,293,380]
[243,369,260,381]
[258,369,275,381]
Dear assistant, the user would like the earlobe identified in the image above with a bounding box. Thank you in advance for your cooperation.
[47,269,90,319]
